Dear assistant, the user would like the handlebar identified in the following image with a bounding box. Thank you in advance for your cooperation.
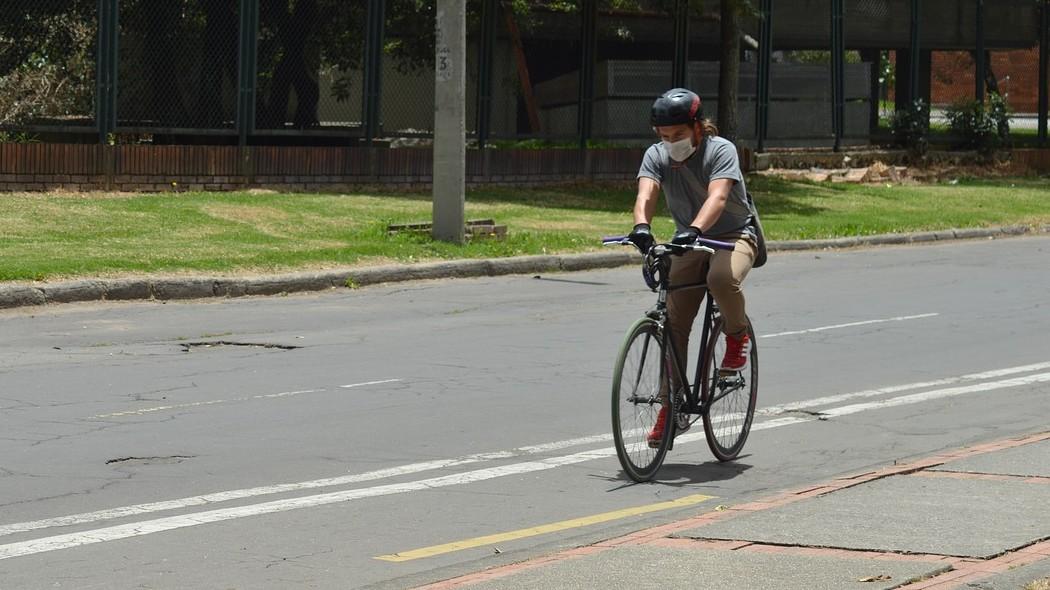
[601,235,736,255]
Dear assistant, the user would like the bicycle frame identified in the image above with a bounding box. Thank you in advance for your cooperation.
[651,279,718,416]
[601,235,740,417]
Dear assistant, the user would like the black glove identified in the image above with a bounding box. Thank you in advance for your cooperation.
[626,223,655,253]
[671,226,703,246]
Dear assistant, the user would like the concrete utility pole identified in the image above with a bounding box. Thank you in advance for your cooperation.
[432,0,466,244]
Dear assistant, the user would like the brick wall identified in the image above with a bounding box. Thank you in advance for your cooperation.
[930,49,1042,111]
[0,144,695,192]
[889,49,1044,112]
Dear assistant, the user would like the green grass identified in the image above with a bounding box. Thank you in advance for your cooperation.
[1,177,1048,281]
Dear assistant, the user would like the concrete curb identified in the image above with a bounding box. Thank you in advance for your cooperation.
[1,225,1047,311]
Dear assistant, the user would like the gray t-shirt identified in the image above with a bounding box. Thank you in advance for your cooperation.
[636,136,754,239]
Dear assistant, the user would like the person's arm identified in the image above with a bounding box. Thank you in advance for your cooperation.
[688,178,735,233]
[633,177,661,225]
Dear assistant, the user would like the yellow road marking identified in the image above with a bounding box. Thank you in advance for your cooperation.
[374,493,716,562]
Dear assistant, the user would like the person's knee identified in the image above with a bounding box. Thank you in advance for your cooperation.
[707,268,741,297]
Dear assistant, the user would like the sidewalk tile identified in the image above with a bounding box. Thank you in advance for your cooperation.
[673,475,1050,559]
[453,544,948,590]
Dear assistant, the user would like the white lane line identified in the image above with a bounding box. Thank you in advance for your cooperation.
[760,361,1050,416]
[6,364,1047,559]
[760,313,939,339]
[340,379,402,389]
[92,389,327,418]
[820,372,1050,418]
[0,448,614,561]
[0,431,613,538]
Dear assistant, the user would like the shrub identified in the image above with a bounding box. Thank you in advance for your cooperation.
[891,99,929,157]
[944,93,1011,155]
[0,17,94,127]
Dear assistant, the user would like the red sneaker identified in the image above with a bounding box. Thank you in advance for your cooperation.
[721,333,750,371]
[647,406,669,448]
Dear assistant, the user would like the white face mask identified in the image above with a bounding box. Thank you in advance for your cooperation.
[663,136,696,162]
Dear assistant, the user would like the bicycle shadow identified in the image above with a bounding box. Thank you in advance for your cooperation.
[652,459,753,487]
[604,456,753,489]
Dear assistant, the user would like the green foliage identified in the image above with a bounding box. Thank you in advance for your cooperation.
[0,132,40,144]
[784,50,864,65]
[0,9,95,126]
[944,93,1011,155]
[891,99,930,157]
[878,50,895,91]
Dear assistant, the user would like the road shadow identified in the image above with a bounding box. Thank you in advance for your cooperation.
[602,457,753,490]
[746,176,828,218]
[653,459,753,487]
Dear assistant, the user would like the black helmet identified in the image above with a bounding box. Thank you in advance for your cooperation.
[650,88,702,127]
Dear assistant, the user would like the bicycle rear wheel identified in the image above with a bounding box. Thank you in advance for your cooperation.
[700,318,758,462]
[612,318,674,482]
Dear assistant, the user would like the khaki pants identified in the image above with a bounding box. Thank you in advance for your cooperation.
[666,236,756,366]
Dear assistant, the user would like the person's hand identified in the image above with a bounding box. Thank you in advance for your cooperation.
[627,223,655,253]
[671,226,703,246]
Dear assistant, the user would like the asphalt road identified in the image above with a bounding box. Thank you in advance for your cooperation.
[1,236,1048,589]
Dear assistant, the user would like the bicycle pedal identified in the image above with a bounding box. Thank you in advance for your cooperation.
[718,368,740,377]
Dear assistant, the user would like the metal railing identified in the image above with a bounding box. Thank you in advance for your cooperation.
[0,0,1046,150]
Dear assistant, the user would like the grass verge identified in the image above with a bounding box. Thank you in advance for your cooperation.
[1,176,1048,281]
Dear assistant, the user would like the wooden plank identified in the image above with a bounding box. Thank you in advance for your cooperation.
[503,3,542,133]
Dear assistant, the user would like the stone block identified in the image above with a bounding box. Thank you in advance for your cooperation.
[104,280,151,301]
[844,168,871,183]
[0,285,46,308]
[151,279,216,300]
[41,281,105,304]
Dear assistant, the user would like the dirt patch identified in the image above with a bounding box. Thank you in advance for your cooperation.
[757,158,1028,186]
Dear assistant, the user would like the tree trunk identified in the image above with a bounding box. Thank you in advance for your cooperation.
[717,0,741,141]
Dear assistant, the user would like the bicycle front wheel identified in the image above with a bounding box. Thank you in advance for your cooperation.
[700,318,758,462]
[611,318,674,482]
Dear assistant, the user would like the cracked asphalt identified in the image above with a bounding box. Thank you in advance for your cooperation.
[0,236,1047,589]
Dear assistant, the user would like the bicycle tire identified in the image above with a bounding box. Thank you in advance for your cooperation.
[700,317,758,462]
[611,317,674,482]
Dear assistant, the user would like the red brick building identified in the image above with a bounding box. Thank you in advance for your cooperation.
[929,49,1042,112]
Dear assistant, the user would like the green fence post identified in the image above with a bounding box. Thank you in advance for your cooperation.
[831,0,844,151]
[975,0,985,102]
[96,0,118,145]
[578,0,597,153]
[476,0,496,149]
[909,0,921,107]
[236,0,259,148]
[363,0,385,146]
[1040,0,1048,147]
[672,0,689,88]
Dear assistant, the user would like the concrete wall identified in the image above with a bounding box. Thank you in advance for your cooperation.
[535,60,873,139]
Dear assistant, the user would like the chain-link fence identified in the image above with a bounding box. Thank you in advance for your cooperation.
[496,2,581,141]
[255,0,366,134]
[117,0,238,133]
[591,1,674,141]
[0,0,1048,149]
[0,0,96,133]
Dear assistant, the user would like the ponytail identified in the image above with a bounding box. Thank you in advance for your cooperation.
[700,118,719,137]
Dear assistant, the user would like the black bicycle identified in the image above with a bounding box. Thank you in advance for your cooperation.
[603,235,758,482]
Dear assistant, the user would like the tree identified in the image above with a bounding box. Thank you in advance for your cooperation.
[716,0,757,142]
[717,0,742,141]
[0,0,96,126]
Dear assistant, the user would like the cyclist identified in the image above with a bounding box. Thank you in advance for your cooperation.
[626,88,758,447]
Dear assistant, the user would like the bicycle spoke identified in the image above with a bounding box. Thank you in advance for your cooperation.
[613,320,673,481]
[702,320,758,462]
